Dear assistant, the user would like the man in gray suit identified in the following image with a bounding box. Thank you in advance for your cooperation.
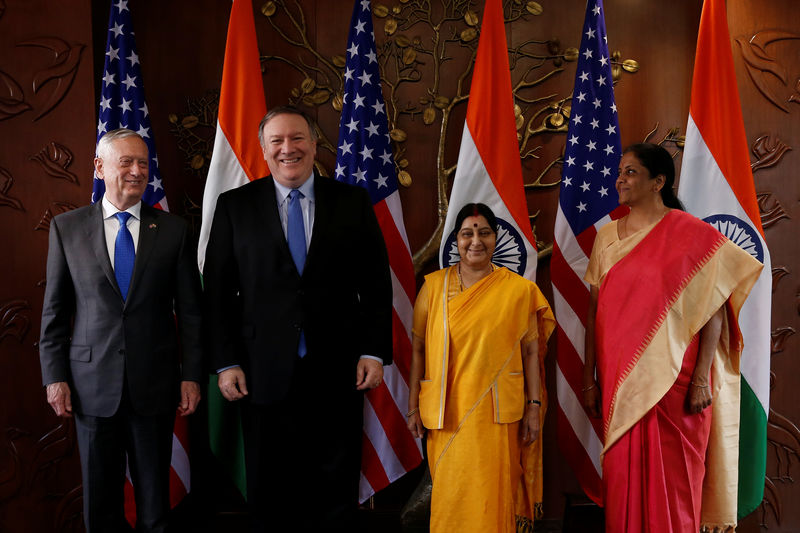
[39,129,203,532]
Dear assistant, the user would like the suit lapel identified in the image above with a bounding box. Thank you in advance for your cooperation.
[86,201,122,299]
[128,205,158,302]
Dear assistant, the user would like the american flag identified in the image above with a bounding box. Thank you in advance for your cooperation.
[335,0,423,502]
[551,0,623,505]
[92,0,167,210]
[92,0,187,522]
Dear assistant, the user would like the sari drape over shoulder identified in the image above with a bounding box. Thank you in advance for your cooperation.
[414,266,554,533]
[585,210,763,532]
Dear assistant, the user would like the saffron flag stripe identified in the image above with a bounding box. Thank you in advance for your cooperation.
[197,0,269,273]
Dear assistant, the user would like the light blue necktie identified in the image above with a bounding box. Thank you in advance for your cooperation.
[287,189,307,357]
[114,212,135,301]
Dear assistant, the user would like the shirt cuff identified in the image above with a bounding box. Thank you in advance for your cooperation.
[359,355,384,364]
[216,365,240,374]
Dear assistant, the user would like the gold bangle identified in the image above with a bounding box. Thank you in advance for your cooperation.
[690,381,709,389]
[581,383,596,392]
[406,407,419,417]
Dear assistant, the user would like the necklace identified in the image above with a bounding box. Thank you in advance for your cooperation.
[457,262,494,291]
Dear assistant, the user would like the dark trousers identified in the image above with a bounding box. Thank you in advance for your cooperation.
[74,389,174,533]
[241,354,363,533]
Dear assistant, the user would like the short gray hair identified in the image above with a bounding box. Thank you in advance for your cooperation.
[96,128,144,159]
[257,105,319,148]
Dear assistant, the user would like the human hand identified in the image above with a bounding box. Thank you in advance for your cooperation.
[218,367,248,401]
[407,409,425,439]
[356,358,384,390]
[583,382,601,418]
[178,381,201,416]
[687,379,712,414]
[520,404,540,446]
[46,381,72,418]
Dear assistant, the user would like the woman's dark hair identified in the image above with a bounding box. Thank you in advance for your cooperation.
[623,143,684,210]
[453,203,498,236]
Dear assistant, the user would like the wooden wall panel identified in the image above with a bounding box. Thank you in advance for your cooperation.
[0,1,95,531]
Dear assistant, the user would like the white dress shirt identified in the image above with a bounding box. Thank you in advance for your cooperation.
[102,195,142,268]
[273,173,315,248]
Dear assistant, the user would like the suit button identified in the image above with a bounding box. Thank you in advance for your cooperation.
[293,324,301,330]
[118,349,125,355]
[297,289,304,296]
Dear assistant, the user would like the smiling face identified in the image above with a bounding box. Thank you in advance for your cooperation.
[95,135,149,210]
[456,215,497,269]
[260,112,318,188]
[616,151,663,207]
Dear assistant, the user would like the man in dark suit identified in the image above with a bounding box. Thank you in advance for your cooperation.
[39,129,203,533]
[203,106,392,532]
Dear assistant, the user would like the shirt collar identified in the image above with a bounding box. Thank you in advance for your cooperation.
[273,172,315,205]
[102,195,142,220]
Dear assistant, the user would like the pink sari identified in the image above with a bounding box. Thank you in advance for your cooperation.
[593,211,760,532]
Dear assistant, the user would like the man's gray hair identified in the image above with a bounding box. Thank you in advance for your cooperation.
[96,128,144,159]
[257,105,319,148]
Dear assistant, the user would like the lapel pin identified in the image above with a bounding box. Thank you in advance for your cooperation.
[149,223,157,229]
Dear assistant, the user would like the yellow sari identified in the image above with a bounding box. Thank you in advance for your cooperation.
[413,265,554,533]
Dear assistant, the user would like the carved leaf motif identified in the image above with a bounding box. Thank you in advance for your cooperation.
[30,142,78,185]
[762,476,781,526]
[768,408,800,481]
[756,191,790,229]
[751,134,792,172]
[35,201,77,232]
[31,422,74,481]
[53,485,83,533]
[17,37,86,121]
[771,266,789,293]
[0,166,24,211]
[0,428,27,503]
[736,31,800,113]
[0,69,31,121]
[0,300,30,344]
[770,326,796,354]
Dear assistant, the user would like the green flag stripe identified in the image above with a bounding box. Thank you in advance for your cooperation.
[208,374,248,499]
[737,376,767,519]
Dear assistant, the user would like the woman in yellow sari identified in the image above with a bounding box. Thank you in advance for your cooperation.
[406,203,555,533]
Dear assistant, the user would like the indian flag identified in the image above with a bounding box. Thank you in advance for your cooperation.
[438,0,536,281]
[198,0,269,498]
[677,0,770,519]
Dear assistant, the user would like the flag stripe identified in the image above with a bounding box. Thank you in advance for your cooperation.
[463,0,534,244]
[365,386,421,471]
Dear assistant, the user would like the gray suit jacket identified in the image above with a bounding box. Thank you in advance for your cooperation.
[39,201,203,417]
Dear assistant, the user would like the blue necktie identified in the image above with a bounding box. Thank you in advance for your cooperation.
[287,190,307,357]
[114,212,135,301]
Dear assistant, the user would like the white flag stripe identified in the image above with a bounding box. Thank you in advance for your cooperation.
[198,123,250,272]
[441,125,536,279]
[358,473,374,503]
[556,366,603,475]
[552,285,586,360]
[554,206,591,283]
[171,433,191,490]
[390,268,413,339]
[384,192,412,251]
[679,116,771,412]
[363,400,407,478]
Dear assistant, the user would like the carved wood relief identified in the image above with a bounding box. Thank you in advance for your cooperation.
[0,165,23,211]
[30,142,79,185]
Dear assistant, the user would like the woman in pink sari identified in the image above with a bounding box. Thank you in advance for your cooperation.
[582,143,762,532]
